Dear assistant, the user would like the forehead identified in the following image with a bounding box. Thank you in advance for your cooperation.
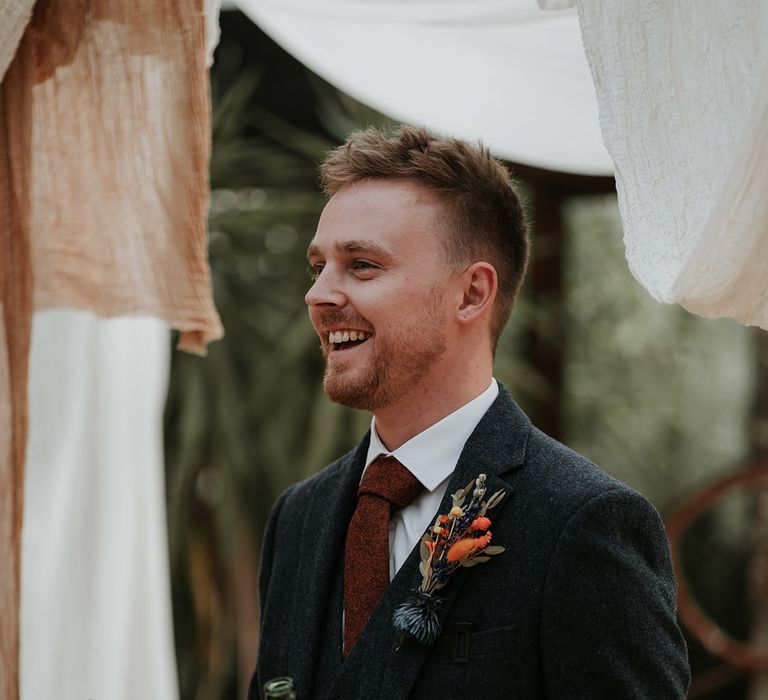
[309,179,445,255]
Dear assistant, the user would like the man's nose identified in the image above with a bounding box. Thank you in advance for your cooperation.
[305,268,347,308]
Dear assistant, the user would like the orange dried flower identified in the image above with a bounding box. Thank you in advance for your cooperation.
[475,532,492,549]
[470,517,492,531]
[424,539,435,553]
[439,515,449,525]
[446,538,478,563]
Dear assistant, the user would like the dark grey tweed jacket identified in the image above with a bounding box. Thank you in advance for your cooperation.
[250,386,690,699]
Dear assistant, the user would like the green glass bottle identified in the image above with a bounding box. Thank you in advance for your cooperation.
[263,677,297,699]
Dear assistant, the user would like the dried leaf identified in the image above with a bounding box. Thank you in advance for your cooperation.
[483,546,506,555]
[420,539,429,561]
[485,490,506,511]
[452,479,475,508]
[462,555,491,567]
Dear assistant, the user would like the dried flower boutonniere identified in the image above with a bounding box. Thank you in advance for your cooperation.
[393,473,505,645]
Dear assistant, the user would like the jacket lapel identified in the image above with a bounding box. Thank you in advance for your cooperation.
[326,386,531,700]
[285,436,369,699]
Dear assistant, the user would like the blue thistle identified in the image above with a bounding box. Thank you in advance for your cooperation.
[393,591,443,645]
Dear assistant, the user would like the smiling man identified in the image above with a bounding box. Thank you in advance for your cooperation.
[250,127,690,699]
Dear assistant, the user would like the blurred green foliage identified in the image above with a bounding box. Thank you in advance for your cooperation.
[563,196,755,509]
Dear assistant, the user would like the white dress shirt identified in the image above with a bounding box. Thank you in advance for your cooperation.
[363,378,499,580]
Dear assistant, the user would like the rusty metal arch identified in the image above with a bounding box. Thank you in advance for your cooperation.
[666,462,768,672]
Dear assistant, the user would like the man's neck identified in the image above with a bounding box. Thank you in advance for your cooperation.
[372,373,493,451]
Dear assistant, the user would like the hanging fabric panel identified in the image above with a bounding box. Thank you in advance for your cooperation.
[21,310,179,700]
[1,2,221,696]
[577,0,768,329]
[234,0,611,176]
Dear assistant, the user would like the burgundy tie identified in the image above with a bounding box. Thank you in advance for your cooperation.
[343,455,425,656]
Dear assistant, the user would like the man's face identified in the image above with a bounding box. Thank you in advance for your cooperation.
[305,179,458,411]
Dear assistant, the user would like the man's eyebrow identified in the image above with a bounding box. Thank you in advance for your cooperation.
[307,242,320,259]
[306,239,391,258]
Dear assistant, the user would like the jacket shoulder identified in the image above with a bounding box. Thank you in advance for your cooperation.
[489,385,640,509]
[520,425,653,520]
[523,427,635,503]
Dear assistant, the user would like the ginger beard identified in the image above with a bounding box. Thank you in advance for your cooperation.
[319,285,450,411]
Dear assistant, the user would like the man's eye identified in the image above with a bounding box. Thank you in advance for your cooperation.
[352,260,376,271]
[307,264,324,281]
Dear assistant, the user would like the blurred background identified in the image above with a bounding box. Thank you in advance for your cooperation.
[164,9,765,700]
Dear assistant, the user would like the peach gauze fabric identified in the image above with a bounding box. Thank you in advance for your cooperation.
[20,0,223,351]
[1,1,222,696]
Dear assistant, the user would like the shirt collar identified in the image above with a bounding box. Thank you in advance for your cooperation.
[364,378,499,492]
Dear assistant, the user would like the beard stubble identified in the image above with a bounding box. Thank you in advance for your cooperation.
[321,290,449,411]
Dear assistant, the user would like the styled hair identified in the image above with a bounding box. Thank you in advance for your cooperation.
[320,125,529,350]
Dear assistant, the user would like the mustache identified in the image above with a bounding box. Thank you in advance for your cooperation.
[315,310,372,333]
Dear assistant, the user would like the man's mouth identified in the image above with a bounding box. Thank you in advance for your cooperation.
[327,329,372,352]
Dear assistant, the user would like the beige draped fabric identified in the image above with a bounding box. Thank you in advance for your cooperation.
[1,1,222,696]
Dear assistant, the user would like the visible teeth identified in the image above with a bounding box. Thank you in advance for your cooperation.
[328,330,370,344]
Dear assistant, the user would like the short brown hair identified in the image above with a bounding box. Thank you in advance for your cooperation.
[320,125,529,350]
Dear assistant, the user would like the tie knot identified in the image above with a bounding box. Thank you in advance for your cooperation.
[359,455,425,510]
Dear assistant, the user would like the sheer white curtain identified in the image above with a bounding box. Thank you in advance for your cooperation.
[21,310,178,700]
[578,0,768,329]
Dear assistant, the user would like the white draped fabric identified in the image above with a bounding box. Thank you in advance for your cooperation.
[234,0,611,176]
[578,0,768,329]
[21,310,178,700]
[234,0,768,329]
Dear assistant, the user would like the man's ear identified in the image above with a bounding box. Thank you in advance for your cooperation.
[457,262,497,323]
